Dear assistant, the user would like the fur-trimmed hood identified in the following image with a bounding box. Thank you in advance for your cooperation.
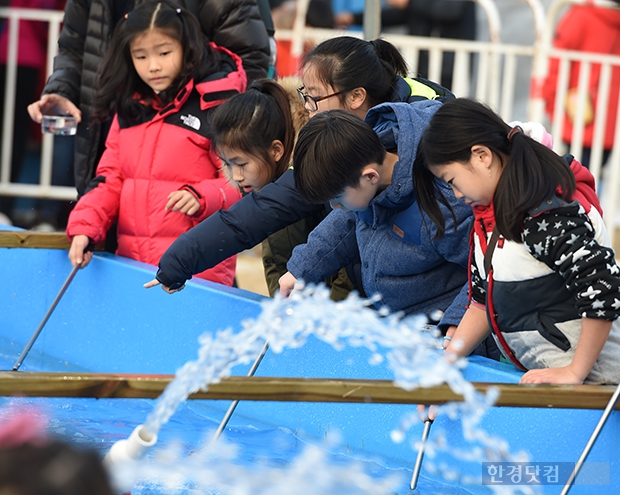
[277,76,309,141]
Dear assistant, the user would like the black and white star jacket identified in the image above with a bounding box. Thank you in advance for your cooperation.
[470,158,620,384]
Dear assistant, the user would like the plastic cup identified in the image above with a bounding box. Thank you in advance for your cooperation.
[41,115,78,136]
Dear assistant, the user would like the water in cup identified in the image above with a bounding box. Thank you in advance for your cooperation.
[41,115,78,136]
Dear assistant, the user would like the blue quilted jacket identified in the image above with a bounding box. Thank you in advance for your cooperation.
[287,100,473,326]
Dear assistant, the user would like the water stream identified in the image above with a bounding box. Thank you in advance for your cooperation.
[118,284,535,495]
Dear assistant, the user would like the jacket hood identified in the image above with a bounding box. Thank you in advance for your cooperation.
[194,43,247,110]
[132,43,247,123]
[568,155,603,216]
[362,100,441,219]
[277,75,309,138]
[391,76,455,104]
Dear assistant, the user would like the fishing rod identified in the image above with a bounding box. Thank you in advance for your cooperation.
[210,340,270,442]
[12,264,81,371]
[12,243,93,372]
[409,419,433,492]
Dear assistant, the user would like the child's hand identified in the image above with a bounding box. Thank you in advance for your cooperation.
[143,278,185,293]
[442,325,457,349]
[166,190,200,216]
[68,235,94,268]
[279,272,300,298]
[417,404,440,421]
[519,366,583,385]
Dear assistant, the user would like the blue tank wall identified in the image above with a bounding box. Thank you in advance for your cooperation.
[1,242,618,494]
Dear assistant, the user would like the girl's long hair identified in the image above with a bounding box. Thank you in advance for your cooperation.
[93,0,219,123]
[211,79,295,182]
[300,36,408,108]
[414,98,576,241]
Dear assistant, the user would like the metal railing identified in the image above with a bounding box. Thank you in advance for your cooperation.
[529,0,620,226]
[0,7,75,202]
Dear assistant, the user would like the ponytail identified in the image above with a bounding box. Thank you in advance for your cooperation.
[301,36,408,108]
[369,38,408,78]
[496,129,575,240]
[211,79,295,181]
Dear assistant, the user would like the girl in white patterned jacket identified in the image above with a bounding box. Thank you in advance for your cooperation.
[413,97,620,385]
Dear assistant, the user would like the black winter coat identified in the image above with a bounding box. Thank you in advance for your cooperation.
[43,0,270,196]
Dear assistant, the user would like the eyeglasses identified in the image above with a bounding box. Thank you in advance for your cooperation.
[297,86,345,112]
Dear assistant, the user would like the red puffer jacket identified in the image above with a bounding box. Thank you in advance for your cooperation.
[66,45,245,286]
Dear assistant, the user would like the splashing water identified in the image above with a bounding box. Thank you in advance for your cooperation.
[134,284,537,494]
[112,434,405,495]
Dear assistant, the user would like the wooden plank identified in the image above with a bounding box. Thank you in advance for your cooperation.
[0,231,70,249]
[0,372,617,410]
[0,231,104,250]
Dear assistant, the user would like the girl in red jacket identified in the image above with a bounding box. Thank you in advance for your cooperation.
[66,0,245,286]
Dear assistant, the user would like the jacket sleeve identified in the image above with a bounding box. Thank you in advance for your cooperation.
[524,202,620,321]
[437,282,470,329]
[425,184,474,329]
[187,177,242,223]
[65,117,123,243]
[200,0,270,82]
[42,0,89,102]
[156,169,325,286]
[286,209,359,283]
[427,184,474,269]
[186,164,242,223]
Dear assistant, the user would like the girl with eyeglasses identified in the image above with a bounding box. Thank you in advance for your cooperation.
[148,36,452,292]
[296,36,452,118]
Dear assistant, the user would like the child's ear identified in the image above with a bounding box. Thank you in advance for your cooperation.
[361,166,380,184]
[270,140,285,163]
[348,87,367,111]
[471,145,493,166]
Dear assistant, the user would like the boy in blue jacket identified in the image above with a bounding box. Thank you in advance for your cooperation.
[279,101,480,337]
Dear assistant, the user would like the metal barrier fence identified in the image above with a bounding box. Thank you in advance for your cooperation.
[0,7,74,202]
[1,0,620,228]
[530,0,620,226]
